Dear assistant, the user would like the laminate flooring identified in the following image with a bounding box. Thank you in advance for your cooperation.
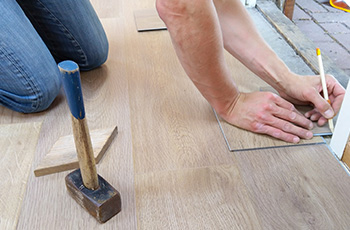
[1,1,350,229]
[0,123,41,230]
[134,9,167,32]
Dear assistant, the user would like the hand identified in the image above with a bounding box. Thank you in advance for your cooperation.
[219,91,314,143]
[277,74,345,126]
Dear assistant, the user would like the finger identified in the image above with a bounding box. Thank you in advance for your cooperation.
[272,106,313,130]
[317,117,328,127]
[303,88,334,119]
[253,112,313,141]
[271,117,313,140]
[305,109,318,118]
[329,93,345,117]
[310,113,322,121]
[258,124,301,143]
[273,94,297,111]
[273,95,312,123]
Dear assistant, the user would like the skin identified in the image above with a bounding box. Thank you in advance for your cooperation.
[156,0,345,143]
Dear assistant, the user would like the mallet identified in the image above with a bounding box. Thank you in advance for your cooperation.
[58,60,121,223]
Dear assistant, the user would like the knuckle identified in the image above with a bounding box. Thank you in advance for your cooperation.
[251,122,264,132]
[271,131,282,138]
[262,103,274,112]
[265,92,276,101]
[256,111,268,122]
[283,122,291,132]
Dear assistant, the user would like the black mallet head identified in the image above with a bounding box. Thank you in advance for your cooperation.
[65,169,122,223]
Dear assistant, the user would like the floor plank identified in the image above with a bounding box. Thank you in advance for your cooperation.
[0,122,41,230]
[125,28,235,175]
[134,8,167,32]
[135,164,261,229]
[235,144,350,229]
[0,0,349,229]
[90,0,123,19]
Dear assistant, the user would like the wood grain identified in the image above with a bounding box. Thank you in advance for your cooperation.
[235,144,350,229]
[0,1,349,229]
[70,116,99,190]
[135,164,261,229]
[283,0,295,20]
[134,9,167,32]
[34,126,118,177]
[0,122,41,230]
[15,18,137,230]
[341,137,350,167]
[90,0,122,19]
[125,9,234,174]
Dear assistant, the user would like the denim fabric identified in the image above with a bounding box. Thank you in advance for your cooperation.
[0,0,108,113]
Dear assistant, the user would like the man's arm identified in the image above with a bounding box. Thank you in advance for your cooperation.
[155,0,343,143]
[213,0,345,124]
[156,0,240,117]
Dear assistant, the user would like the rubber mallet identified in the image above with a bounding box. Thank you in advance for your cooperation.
[58,60,121,223]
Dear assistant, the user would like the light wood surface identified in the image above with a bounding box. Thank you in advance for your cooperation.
[236,144,350,229]
[34,126,118,177]
[125,20,233,175]
[14,18,137,229]
[0,1,349,229]
[134,9,167,32]
[70,116,99,189]
[341,137,350,167]
[0,122,41,230]
[135,164,261,229]
[90,0,122,19]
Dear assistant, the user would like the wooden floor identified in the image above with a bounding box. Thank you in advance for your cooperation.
[1,0,350,229]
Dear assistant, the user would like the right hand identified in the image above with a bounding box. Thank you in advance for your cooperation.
[276,74,345,126]
[219,91,314,143]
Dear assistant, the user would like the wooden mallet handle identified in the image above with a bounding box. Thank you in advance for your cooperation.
[58,61,99,190]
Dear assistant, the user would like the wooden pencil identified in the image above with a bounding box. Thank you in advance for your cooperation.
[316,48,334,133]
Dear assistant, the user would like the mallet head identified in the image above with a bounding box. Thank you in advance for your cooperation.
[65,169,122,223]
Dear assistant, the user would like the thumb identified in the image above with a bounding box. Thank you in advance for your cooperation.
[306,90,334,119]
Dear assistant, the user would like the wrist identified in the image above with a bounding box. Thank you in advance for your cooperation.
[251,48,295,92]
[212,89,241,119]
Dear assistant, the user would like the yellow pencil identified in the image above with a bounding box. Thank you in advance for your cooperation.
[316,48,334,133]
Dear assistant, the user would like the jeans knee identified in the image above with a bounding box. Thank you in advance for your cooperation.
[0,69,61,114]
[32,81,61,113]
[79,33,109,71]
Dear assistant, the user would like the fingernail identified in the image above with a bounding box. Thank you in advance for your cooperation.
[306,131,313,139]
[324,109,334,118]
[293,137,300,143]
[309,122,314,129]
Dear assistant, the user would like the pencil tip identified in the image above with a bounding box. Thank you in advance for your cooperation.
[316,48,321,56]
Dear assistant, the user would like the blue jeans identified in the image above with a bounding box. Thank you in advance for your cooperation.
[0,0,108,113]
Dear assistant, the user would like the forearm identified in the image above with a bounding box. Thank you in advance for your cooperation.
[213,0,294,92]
[156,0,240,115]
